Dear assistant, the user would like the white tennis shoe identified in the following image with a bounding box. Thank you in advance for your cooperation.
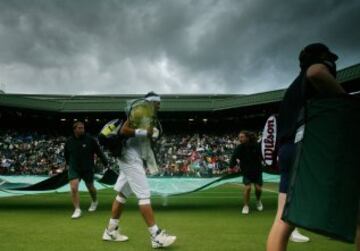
[71,208,82,219]
[102,228,129,242]
[256,200,264,211]
[151,230,176,248]
[290,228,310,242]
[88,201,98,212]
[242,205,250,214]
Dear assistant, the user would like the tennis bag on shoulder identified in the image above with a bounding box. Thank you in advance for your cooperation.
[282,96,360,243]
[98,118,125,157]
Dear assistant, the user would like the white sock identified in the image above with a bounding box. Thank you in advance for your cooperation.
[108,218,119,231]
[148,224,160,237]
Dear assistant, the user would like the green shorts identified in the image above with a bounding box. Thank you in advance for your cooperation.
[243,174,263,186]
[68,168,94,183]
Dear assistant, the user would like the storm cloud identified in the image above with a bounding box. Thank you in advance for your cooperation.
[0,0,359,94]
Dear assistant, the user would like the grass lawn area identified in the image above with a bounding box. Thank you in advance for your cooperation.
[0,183,355,251]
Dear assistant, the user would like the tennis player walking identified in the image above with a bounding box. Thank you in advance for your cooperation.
[102,92,176,249]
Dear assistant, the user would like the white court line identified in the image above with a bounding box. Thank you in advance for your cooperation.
[192,183,278,194]
[149,185,279,199]
[152,196,275,199]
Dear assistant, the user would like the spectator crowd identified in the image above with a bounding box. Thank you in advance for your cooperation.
[0,129,244,177]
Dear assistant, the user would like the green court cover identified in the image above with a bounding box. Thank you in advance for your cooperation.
[283,96,360,243]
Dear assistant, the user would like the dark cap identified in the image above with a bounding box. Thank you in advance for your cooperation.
[300,43,338,61]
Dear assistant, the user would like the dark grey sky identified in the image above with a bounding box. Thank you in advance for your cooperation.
[0,0,359,95]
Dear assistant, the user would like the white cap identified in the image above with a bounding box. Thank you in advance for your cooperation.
[145,92,161,102]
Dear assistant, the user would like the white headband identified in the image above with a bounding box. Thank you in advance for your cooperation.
[145,96,161,102]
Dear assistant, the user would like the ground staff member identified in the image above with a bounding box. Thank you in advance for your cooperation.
[266,43,347,251]
[230,130,264,215]
[65,121,109,219]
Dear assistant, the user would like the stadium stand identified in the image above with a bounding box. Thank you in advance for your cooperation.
[0,63,359,178]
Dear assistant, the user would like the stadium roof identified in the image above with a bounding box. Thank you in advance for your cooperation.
[0,63,359,113]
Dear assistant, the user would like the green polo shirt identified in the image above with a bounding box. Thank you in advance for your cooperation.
[64,134,108,181]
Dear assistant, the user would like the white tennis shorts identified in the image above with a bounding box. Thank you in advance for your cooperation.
[114,157,151,200]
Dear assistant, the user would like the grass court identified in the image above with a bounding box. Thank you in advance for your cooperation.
[0,183,355,251]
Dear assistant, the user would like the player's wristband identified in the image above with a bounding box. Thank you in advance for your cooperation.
[135,129,148,137]
[152,127,159,139]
